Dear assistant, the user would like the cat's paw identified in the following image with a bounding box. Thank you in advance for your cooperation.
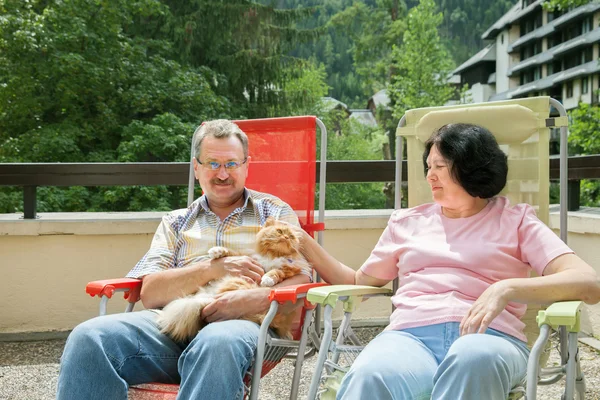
[208,246,230,259]
[260,275,276,287]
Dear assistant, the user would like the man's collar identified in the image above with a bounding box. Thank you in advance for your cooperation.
[198,188,251,214]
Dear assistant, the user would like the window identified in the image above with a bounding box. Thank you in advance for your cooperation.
[582,77,589,94]
[552,59,562,74]
[501,34,504,45]
[565,53,578,69]
[548,8,565,22]
[566,81,573,98]
[547,32,562,49]
[582,47,593,64]
[582,16,592,34]
[534,66,542,80]
[520,69,535,85]
[535,12,543,30]
[547,63,554,76]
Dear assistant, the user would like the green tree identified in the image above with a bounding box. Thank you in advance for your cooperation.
[0,0,231,163]
[566,102,600,207]
[161,0,322,118]
[0,0,329,213]
[389,0,454,120]
[328,0,407,98]
[318,109,388,210]
[543,0,591,10]
[387,0,453,160]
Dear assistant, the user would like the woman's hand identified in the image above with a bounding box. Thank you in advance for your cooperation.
[276,220,311,251]
[460,281,510,336]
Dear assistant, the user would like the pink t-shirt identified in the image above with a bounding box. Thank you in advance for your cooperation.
[360,196,573,342]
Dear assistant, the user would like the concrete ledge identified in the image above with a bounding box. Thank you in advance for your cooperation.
[2,207,600,236]
[0,209,394,236]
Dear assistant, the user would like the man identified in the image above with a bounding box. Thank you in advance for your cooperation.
[57,120,311,399]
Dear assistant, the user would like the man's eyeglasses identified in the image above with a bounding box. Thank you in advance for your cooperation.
[196,158,248,171]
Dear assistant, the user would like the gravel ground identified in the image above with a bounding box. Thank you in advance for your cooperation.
[0,329,599,399]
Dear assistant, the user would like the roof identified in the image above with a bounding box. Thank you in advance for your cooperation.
[349,110,378,127]
[320,97,349,113]
[448,74,461,84]
[368,89,391,109]
[453,43,496,75]
[482,0,544,40]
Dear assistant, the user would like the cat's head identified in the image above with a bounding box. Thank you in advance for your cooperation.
[256,217,300,257]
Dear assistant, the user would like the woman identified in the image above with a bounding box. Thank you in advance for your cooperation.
[294,123,600,399]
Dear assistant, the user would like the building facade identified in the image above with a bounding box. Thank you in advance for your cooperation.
[455,0,600,110]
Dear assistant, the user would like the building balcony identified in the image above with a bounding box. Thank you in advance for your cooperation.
[507,27,600,77]
[492,60,600,101]
[507,2,600,53]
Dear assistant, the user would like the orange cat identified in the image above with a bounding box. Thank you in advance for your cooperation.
[156,217,310,342]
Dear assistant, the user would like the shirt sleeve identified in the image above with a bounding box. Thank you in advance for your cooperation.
[359,211,402,281]
[276,203,301,228]
[126,215,178,279]
[518,205,574,276]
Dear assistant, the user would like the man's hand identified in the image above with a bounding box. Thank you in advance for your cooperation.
[201,288,269,323]
[212,256,264,284]
[460,281,510,336]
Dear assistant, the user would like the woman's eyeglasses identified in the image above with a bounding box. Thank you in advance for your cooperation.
[197,158,248,170]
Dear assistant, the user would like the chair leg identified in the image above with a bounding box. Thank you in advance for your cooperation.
[307,305,334,400]
[330,311,353,367]
[527,324,552,400]
[563,332,579,399]
[575,351,586,400]
[289,308,314,400]
[249,301,279,400]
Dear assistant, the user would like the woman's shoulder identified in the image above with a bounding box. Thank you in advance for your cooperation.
[489,196,537,220]
[390,203,439,222]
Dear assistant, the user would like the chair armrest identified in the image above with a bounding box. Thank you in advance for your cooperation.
[307,285,392,309]
[269,282,329,309]
[536,301,583,332]
[86,278,142,304]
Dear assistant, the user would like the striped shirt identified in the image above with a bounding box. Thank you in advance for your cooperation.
[126,188,302,279]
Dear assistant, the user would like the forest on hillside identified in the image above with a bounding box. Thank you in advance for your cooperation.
[277,0,514,107]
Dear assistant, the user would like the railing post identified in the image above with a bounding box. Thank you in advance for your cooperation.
[568,180,580,211]
[23,185,37,219]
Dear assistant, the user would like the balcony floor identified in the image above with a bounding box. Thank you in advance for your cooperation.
[1,329,599,399]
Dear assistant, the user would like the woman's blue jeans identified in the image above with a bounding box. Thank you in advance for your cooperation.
[56,310,259,400]
[337,322,530,400]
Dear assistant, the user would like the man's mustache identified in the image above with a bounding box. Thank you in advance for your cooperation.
[211,178,233,185]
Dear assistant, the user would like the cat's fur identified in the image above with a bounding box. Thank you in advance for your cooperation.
[156,217,310,342]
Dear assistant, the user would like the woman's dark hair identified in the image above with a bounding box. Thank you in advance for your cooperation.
[422,123,508,199]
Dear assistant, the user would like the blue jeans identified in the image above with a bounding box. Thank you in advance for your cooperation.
[337,322,530,400]
[56,310,259,400]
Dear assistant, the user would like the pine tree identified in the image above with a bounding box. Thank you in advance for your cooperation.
[160,0,322,117]
[388,0,454,120]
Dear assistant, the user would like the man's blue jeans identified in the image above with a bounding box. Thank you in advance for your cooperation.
[56,310,259,400]
[337,322,530,400]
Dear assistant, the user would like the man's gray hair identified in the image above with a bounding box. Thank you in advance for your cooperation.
[192,119,249,160]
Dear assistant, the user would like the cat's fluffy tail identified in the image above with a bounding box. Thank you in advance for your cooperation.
[156,294,213,342]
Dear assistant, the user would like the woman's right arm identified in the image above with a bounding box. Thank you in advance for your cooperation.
[299,229,390,287]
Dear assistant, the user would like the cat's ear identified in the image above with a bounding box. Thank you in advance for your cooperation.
[264,216,276,227]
